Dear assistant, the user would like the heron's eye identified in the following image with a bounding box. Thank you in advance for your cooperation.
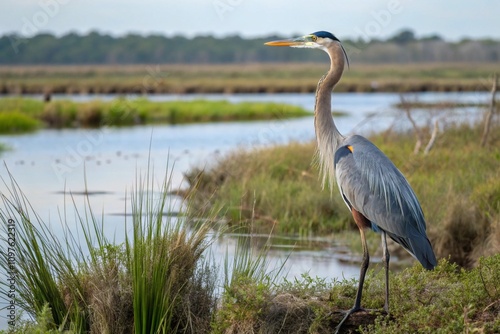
[311,35,317,42]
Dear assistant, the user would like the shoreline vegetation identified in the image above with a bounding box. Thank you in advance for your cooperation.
[0,95,499,331]
[0,62,498,95]
[184,121,500,269]
[1,150,499,333]
[0,97,310,133]
[0,71,498,331]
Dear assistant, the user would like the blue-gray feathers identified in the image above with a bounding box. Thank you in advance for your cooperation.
[334,135,437,269]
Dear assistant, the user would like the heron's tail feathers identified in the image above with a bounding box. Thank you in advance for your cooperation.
[388,233,437,270]
[410,236,437,270]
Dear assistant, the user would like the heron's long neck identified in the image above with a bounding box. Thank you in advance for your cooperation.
[314,43,346,188]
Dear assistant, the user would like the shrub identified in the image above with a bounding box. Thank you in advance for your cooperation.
[41,101,77,127]
[0,112,39,133]
[77,101,103,127]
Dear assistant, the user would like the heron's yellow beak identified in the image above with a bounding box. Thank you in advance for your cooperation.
[265,39,301,47]
[265,36,308,47]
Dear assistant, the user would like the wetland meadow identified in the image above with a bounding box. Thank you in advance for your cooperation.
[0,63,499,333]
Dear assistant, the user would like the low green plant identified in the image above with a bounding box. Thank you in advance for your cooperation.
[279,272,331,299]
[41,100,77,127]
[361,256,500,333]
[76,101,103,127]
[213,233,285,333]
[214,256,500,333]
[0,112,39,133]
[0,98,43,115]
[104,99,143,125]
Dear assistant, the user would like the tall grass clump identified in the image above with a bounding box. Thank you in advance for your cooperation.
[126,167,216,334]
[0,175,82,332]
[0,166,217,333]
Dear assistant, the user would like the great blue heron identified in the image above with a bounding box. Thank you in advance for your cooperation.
[265,31,437,331]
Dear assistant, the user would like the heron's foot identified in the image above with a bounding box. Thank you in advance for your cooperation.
[333,307,362,334]
[332,307,387,334]
[383,303,389,315]
[332,307,384,315]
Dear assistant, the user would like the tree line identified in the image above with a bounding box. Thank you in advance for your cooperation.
[1,29,499,64]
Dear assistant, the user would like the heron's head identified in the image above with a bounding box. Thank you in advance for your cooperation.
[265,31,349,66]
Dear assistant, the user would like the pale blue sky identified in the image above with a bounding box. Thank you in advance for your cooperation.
[1,0,499,41]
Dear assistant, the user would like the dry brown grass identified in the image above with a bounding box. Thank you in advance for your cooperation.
[84,257,133,334]
[0,62,497,94]
[434,196,488,268]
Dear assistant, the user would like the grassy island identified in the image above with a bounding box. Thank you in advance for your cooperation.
[0,97,311,133]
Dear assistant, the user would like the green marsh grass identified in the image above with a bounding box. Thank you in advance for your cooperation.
[0,112,39,133]
[214,234,286,333]
[126,166,216,334]
[0,157,499,332]
[213,257,500,333]
[0,98,310,133]
[185,142,352,236]
[0,96,42,133]
[0,166,219,333]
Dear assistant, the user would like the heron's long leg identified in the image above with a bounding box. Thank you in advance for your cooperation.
[381,231,390,314]
[335,226,370,333]
[354,227,370,309]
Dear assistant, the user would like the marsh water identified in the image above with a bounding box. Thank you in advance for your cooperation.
[0,91,489,286]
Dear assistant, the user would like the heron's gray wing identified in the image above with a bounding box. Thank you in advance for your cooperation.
[335,135,436,269]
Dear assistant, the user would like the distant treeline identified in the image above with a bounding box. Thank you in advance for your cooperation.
[1,29,499,64]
